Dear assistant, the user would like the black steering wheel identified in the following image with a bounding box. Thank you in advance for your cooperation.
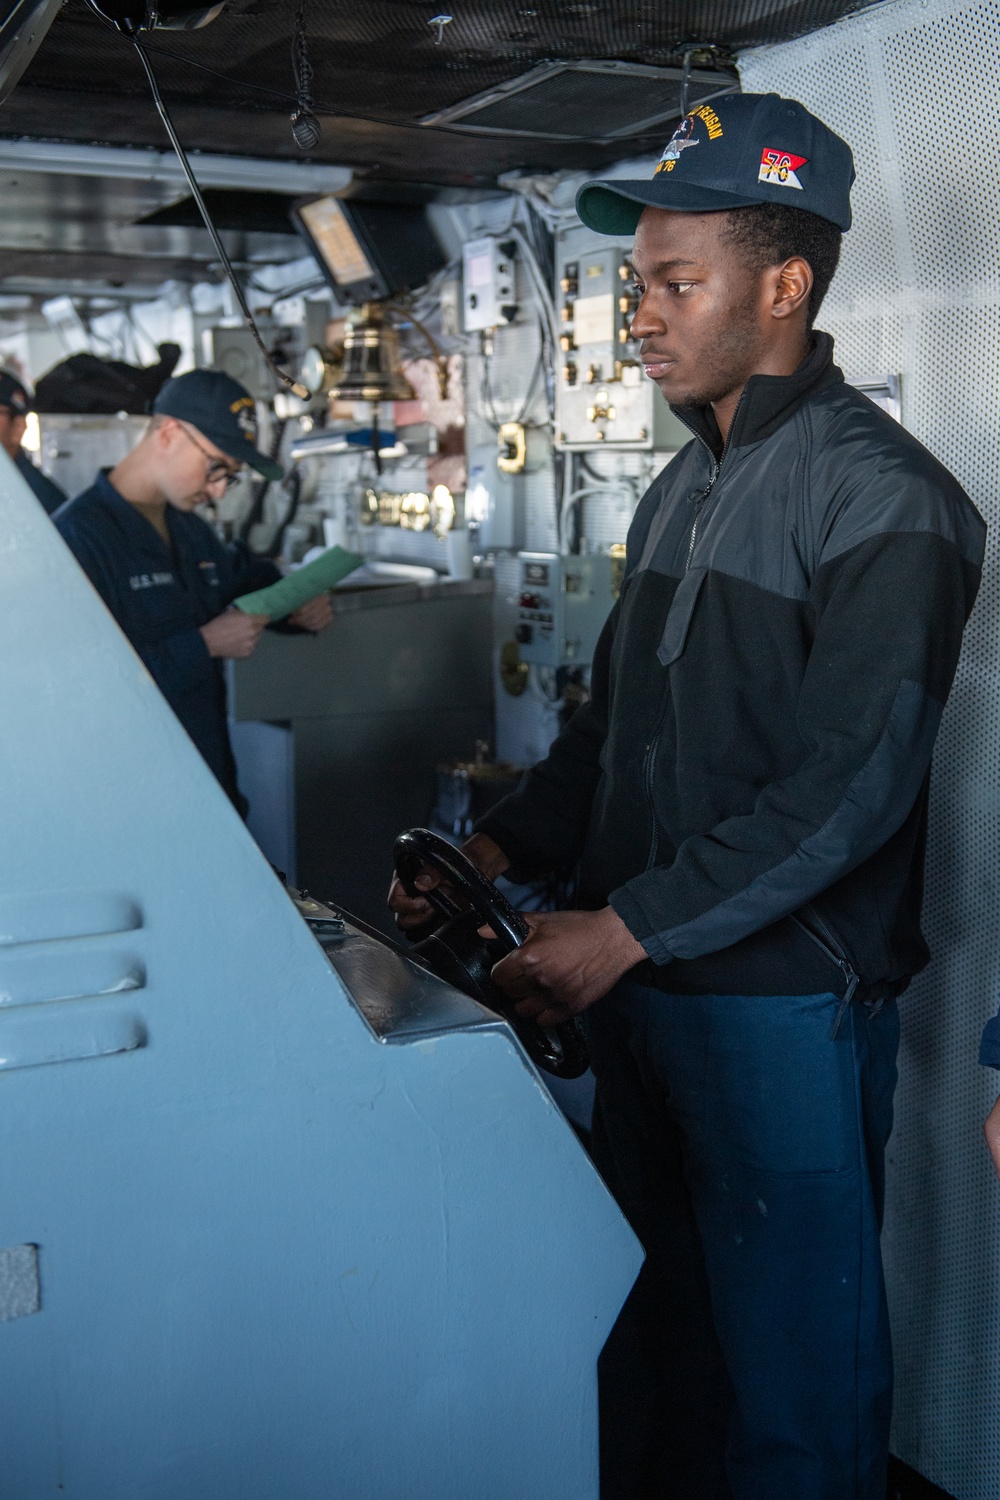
[393,828,589,1080]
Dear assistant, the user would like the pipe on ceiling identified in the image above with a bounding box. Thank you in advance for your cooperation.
[0,138,352,194]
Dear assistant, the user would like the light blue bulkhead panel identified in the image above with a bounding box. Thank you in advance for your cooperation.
[0,452,642,1500]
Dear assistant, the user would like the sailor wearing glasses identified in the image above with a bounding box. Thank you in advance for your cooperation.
[54,369,332,808]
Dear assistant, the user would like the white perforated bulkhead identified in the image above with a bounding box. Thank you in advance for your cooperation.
[742,6,1000,1496]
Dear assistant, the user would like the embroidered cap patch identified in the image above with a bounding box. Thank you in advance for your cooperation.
[758,149,807,189]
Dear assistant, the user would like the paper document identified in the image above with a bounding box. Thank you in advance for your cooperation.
[233,545,365,620]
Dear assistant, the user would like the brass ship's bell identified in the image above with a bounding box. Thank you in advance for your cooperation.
[329,303,416,404]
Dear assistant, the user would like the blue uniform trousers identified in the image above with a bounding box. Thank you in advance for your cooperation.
[586,980,899,1500]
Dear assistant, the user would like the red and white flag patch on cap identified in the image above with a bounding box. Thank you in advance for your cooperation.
[758,149,807,189]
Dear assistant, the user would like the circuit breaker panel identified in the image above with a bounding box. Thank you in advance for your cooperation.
[515,551,615,667]
[554,227,691,452]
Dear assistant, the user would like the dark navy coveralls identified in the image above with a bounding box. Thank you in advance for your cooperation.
[55,472,280,805]
[16,449,66,515]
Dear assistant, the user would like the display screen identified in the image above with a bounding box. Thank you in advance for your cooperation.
[524,562,550,585]
[297,196,374,287]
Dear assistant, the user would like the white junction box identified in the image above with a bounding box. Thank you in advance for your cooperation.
[515,551,615,668]
[466,443,525,551]
[463,237,516,331]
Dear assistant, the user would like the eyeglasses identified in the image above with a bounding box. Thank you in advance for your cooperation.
[177,422,244,490]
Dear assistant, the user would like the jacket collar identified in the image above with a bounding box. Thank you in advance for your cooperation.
[672,331,844,460]
[91,469,176,560]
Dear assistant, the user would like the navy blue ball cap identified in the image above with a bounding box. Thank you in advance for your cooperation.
[577,92,855,236]
[0,369,32,415]
[153,368,282,482]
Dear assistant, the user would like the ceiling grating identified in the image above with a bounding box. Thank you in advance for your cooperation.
[0,0,886,186]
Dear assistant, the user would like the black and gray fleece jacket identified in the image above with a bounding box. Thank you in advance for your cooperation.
[479,335,986,999]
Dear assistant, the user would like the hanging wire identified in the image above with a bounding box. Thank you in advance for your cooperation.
[679,47,695,117]
[128,35,309,398]
[290,0,321,150]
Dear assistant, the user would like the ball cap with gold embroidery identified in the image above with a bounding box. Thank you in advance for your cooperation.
[576,92,855,236]
[153,368,283,481]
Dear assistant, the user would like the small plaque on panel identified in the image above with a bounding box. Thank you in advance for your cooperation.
[573,293,615,346]
[0,1244,40,1322]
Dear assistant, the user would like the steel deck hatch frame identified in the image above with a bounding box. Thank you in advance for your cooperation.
[418,58,739,142]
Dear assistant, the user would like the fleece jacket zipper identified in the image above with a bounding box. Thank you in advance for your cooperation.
[686,459,721,569]
[792,905,860,1038]
[643,397,745,872]
[683,386,746,571]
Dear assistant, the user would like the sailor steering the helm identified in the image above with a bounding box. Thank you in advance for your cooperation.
[390,92,985,1500]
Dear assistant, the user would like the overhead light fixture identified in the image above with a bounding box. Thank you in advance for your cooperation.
[291,194,445,307]
[428,13,451,44]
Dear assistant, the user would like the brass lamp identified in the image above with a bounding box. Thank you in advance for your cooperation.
[329,303,416,404]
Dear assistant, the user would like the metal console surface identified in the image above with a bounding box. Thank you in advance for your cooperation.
[0,456,641,1500]
[293,889,506,1043]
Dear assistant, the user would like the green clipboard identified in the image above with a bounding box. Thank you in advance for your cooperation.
[233,545,365,621]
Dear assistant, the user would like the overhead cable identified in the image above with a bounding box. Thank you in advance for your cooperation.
[128,38,309,399]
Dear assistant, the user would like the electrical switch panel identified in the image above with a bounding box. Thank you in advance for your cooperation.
[462,237,516,331]
[515,551,615,668]
[554,226,691,452]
